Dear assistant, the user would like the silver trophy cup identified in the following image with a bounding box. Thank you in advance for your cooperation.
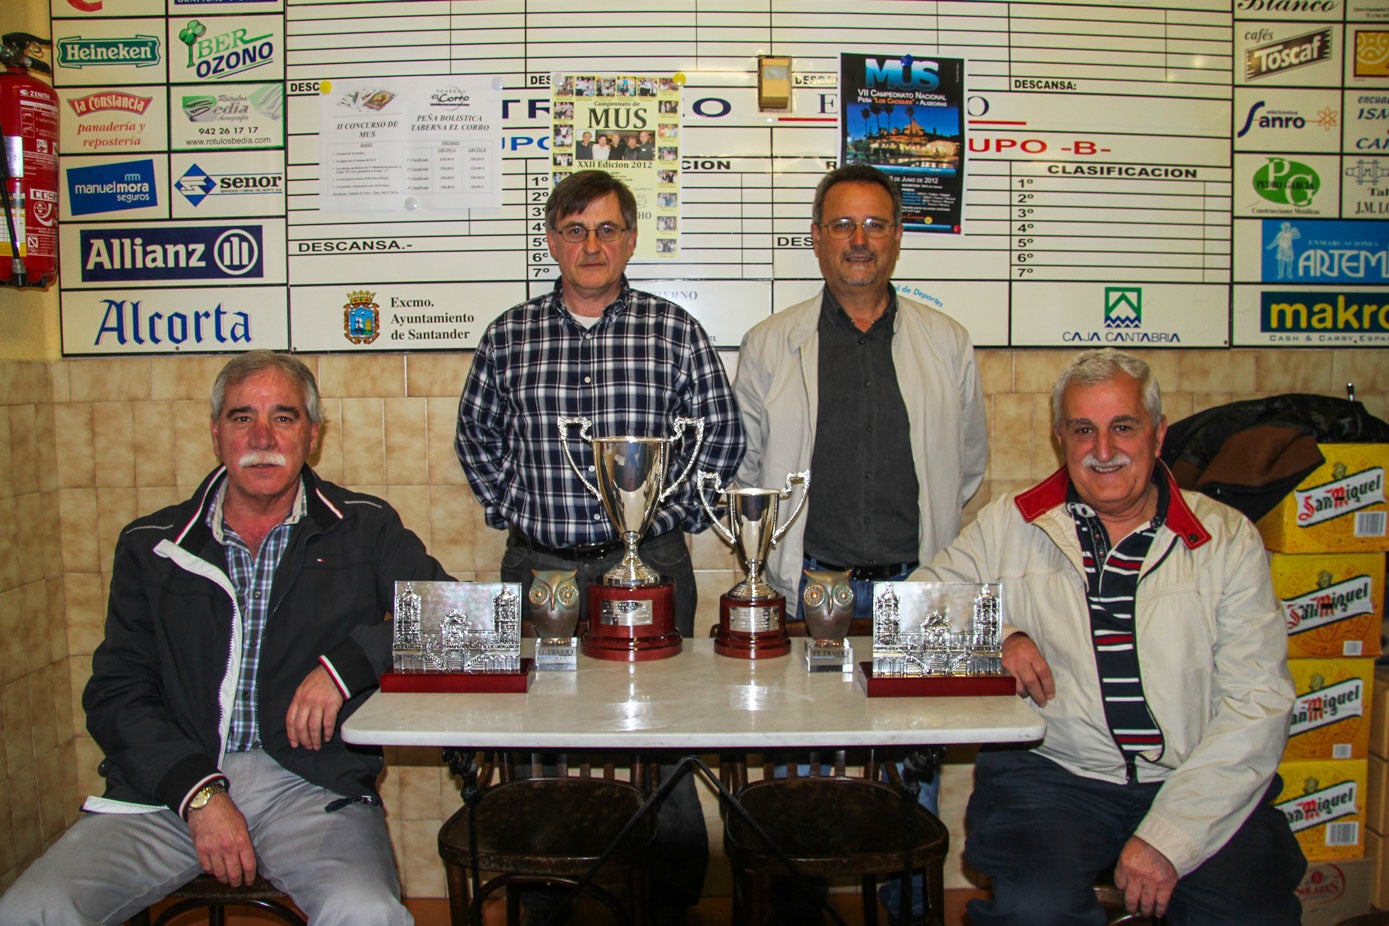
[558,415,705,587]
[696,470,809,602]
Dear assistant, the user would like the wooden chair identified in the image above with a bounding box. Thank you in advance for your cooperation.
[721,749,948,926]
[125,874,304,925]
[437,751,659,926]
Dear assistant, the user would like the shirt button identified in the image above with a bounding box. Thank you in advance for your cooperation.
[594,513,604,521]
[252,591,261,599]
[583,376,592,384]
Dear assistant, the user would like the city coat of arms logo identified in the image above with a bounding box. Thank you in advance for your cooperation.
[343,290,381,344]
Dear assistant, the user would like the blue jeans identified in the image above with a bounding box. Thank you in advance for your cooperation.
[965,748,1305,926]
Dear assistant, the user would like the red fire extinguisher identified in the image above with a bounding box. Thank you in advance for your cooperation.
[0,33,58,288]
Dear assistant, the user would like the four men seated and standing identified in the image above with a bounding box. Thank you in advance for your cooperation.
[0,351,449,925]
[0,168,1308,926]
[915,348,1307,925]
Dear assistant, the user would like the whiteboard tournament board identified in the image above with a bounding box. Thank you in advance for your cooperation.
[49,0,1389,354]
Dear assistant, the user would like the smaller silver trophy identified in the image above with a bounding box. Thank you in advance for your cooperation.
[802,568,856,672]
[529,569,580,670]
[696,470,809,659]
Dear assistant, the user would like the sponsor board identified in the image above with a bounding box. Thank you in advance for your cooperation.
[1234,0,1345,21]
[59,88,168,154]
[1343,88,1389,151]
[171,82,283,150]
[52,0,165,16]
[168,0,284,13]
[1349,27,1389,80]
[1233,88,1341,152]
[1235,153,1340,216]
[1236,23,1342,87]
[52,19,165,88]
[61,155,168,220]
[1009,282,1230,347]
[170,150,285,218]
[1233,285,1389,344]
[60,219,287,287]
[167,14,283,84]
[637,279,777,348]
[1341,154,1389,214]
[1252,218,1389,282]
[60,285,289,354]
[289,282,521,351]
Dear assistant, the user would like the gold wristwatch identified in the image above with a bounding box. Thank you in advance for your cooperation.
[185,781,228,818]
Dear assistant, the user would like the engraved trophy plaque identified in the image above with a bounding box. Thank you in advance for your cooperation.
[529,569,580,670]
[382,581,533,692]
[696,470,809,659]
[802,568,856,672]
[858,581,1014,696]
[558,415,704,662]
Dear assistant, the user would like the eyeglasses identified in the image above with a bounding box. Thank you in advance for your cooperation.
[553,222,629,244]
[820,218,896,239]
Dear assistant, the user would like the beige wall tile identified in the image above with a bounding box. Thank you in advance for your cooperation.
[62,740,81,827]
[46,578,66,665]
[0,589,23,687]
[312,398,343,485]
[405,353,470,399]
[425,396,468,486]
[0,412,12,503]
[1162,391,1196,426]
[150,355,227,402]
[1011,349,1072,394]
[90,402,135,490]
[688,524,737,571]
[0,498,16,593]
[988,394,1035,481]
[1030,395,1061,480]
[427,485,476,576]
[52,403,95,490]
[1191,392,1234,416]
[137,485,181,515]
[22,583,49,677]
[132,402,178,488]
[7,763,40,870]
[2,679,34,780]
[0,783,14,874]
[382,485,432,552]
[1177,352,1255,393]
[401,819,447,898]
[48,362,70,406]
[1334,349,1389,395]
[172,400,217,493]
[384,397,430,485]
[975,349,1011,395]
[341,398,387,487]
[9,405,38,497]
[29,666,58,761]
[36,745,65,842]
[34,406,56,495]
[68,358,151,403]
[0,362,50,407]
[64,573,106,659]
[318,354,406,400]
[397,765,446,821]
[1254,349,1334,395]
[67,658,92,741]
[95,489,138,574]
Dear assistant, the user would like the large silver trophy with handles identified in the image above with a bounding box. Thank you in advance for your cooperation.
[558,415,704,661]
[696,470,809,659]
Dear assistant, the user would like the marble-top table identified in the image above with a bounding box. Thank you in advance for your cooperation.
[342,638,1044,750]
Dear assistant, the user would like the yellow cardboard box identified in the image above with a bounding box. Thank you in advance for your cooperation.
[1277,758,1368,860]
[1374,666,1389,759]
[1270,552,1383,658]
[1257,444,1389,553]
[1285,658,1376,761]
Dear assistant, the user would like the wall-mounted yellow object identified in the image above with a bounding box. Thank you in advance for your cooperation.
[758,56,791,110]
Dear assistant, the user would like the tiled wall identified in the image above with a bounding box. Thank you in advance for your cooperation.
[2,347,1386,896]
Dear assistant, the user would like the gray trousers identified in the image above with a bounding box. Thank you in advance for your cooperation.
[0,749,411,926]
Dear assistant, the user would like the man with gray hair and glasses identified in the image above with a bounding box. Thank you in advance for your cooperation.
[916,348,1305,925]
[0,351,449,924]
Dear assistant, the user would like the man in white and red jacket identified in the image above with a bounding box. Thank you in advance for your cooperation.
[0,351,448,925]
[917,348,1305,926]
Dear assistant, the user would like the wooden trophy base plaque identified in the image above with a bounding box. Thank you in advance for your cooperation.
[581,582,683,662]
[855,663,1017,697]
[714,594,791,659]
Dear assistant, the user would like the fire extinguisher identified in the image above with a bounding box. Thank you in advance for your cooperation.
[0,32,58,288]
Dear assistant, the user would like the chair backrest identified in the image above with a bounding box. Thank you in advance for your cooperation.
[497,751,655,792]
[720,748,893,793]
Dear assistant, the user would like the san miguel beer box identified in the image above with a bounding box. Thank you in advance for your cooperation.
[1285,658,1375,761]
[1276,758,1369,860]
[1270,552,1383,658]
[1257,445,1389,553]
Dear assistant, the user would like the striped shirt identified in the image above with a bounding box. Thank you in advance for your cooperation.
[455,277,744,548]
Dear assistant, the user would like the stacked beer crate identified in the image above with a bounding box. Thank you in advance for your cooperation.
[1255,444,1388,921]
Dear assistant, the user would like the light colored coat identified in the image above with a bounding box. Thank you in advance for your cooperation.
[734,289,987,599]
[916,466,1294,877]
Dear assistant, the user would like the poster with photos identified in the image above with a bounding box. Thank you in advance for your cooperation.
[552,74,682,259]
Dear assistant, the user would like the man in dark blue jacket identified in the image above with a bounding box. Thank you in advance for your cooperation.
[0,351,449,925]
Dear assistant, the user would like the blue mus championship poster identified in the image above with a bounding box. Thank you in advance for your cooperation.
[840,53,966,234]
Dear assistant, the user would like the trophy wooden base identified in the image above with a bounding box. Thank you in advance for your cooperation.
[379,660,536,693]
[582,583,682,662]
[855,663,1017,698]
[714,594,790,659]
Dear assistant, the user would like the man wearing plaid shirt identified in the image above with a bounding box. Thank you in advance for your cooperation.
[455,170,742,924]
[455,169,744,639]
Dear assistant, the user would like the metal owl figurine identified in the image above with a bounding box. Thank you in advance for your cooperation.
[801,568,854,643]
[528,569,581,641]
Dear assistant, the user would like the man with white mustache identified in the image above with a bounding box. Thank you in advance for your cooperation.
[915,348,1305,925]
[0,351,449,924]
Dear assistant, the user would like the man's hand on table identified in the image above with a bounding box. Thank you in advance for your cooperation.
[1001,632,1055,706]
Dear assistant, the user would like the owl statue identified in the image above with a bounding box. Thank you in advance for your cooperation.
[801,568,854,642]
[528,569,581,640]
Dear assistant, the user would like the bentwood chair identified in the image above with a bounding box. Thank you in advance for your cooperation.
[126,874,305,925]
[437,751,658,926]
[721,748,949,926]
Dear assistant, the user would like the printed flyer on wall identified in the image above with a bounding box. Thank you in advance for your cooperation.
[552,74,682,259]
[840,52,965,233]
